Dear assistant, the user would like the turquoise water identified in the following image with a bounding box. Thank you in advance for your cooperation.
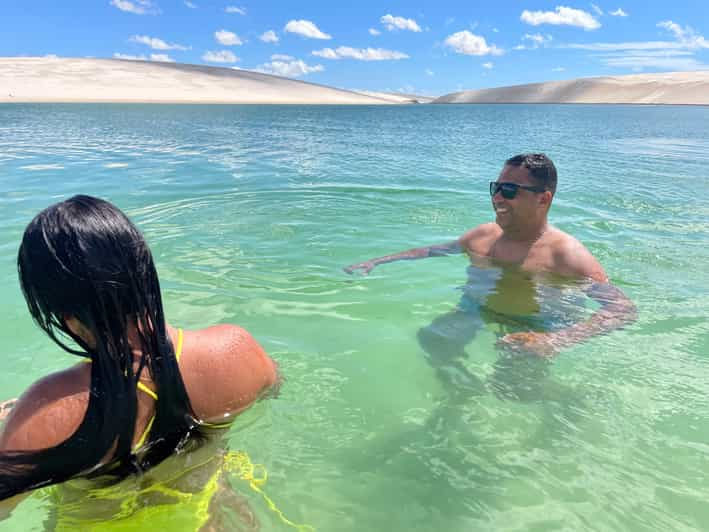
[1,103,709,531]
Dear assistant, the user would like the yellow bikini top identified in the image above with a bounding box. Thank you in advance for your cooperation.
[83,329,184,452]
[132,328,184,451]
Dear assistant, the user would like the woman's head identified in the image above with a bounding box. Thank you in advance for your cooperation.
[2,196,198,500]
[18,195,161,357]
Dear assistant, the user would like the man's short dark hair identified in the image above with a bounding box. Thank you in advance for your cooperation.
[505,153,557,195]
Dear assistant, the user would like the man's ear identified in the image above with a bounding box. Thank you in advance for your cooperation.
[539,190,553,208]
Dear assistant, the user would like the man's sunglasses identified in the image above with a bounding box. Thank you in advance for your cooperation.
[489,181,546,199]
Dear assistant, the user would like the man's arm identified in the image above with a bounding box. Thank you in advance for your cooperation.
[554,281,637,348]
[499,237,637,357]
[344,240,463,275]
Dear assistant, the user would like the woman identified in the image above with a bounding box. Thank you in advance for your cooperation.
[0,195,278,514]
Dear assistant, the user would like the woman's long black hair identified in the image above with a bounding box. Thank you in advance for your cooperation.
[0,195,200,499]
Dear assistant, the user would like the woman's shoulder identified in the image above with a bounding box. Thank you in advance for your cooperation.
[0,363,90,452]
[176,324,278,424]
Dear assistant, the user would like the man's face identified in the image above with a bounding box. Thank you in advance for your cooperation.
[491,165,546,230]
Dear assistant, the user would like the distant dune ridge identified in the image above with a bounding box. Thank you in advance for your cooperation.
[0,57,393,104]
[1,57,708,105]
[432,71,709,105]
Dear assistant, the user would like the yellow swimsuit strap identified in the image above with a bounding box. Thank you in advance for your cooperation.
[134,328,183,450]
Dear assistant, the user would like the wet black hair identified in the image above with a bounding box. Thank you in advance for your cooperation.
[505,153,557,195]
[0,195,200,499]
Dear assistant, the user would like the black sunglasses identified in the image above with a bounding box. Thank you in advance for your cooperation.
[489,181,546,199]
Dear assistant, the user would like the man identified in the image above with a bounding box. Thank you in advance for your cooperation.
[345,153,636,359]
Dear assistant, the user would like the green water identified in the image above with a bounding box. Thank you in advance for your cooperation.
[1,104,708,531]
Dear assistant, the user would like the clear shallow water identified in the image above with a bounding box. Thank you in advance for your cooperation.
[1,103,708,531]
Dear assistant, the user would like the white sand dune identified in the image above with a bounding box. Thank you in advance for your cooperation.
[0,57,396,104]
[434,71,709,105]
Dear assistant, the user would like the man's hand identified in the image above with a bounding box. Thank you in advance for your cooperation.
[497,331,566,358]
[343,260,376,275]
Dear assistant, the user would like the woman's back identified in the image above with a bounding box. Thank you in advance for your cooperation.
[0,324,277,457]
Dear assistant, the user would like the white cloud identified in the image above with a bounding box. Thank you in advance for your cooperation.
[184,1,196,8]
[516,33,553,50]
[425,68,434,76]
[568,41,682,51]
[380,14,422,32]
[129,35,189,50]
[591,3,603,16]
[600,55,708,70]
[369,28,381,36]
[260,30,279,43]
[256,59,324,78]
[552,66,566,71]
[271,54,294,61]
[110,0,156,15]
[225,6,246,15]
[149,53,174,62]
[215,30,243,46]
[657,20,709,49]
[444,30,503,56]
[312,46,409,61]
[284,20,331,40]
[610,8,628,17]
[482,62,493,69]
[113,52,174,62]
[202,50,239,63]
[114,53,147,60]
[521,6,600,30]
[565,21,709,71]
[492,27,499,33]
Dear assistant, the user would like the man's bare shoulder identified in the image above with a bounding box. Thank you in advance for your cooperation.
[0,364,89,452]
[459,223,500,254]
[547,227,608,282]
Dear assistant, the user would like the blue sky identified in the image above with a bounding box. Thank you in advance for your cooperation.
[3,1,708,95]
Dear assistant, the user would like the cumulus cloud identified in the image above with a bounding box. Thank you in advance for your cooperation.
[202,50,239,63]
[312,46,409,61]
[110,0,156,15]
[610,8,628,17]
[215,30,242,46]
[482,62,493,69]
[284,20,332,40]
[114,52,174,62]
[260,30,279,43]
[129,35,189,50]
[225,6,245,14]
[256,59,324,78]
[521,6,600,30]
[444,30,503,56]
[369,28,381,36]
[380,14,421,32]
